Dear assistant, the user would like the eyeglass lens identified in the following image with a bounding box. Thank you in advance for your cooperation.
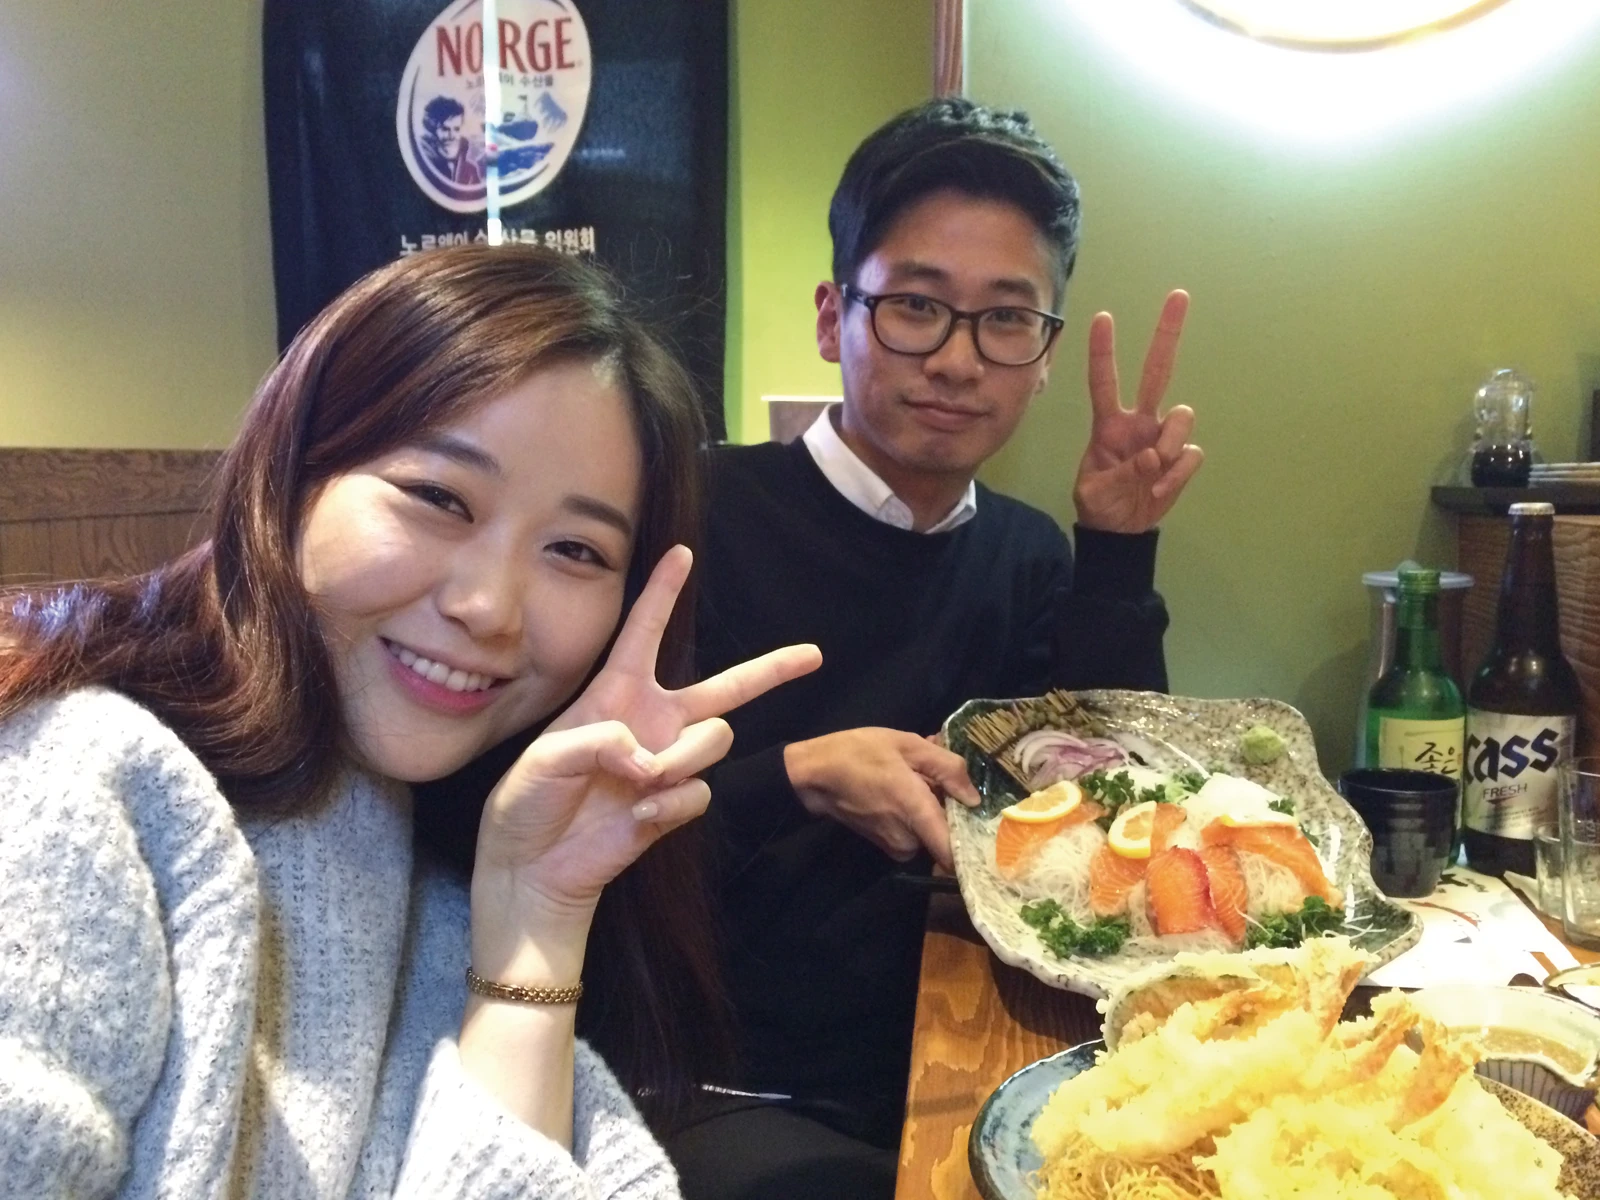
[872,295,1051,366]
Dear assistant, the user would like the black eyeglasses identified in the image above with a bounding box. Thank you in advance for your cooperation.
[841,284,1064,367]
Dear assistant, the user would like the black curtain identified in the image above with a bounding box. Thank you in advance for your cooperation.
[263,0,728,435]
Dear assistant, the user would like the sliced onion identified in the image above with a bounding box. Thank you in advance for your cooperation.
[1011,730,1128,787]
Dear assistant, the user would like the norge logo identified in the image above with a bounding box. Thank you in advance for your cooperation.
[396,0,592,214]
[1463,728,1561,784]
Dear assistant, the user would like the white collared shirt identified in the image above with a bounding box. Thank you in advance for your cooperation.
[800,409,978,534]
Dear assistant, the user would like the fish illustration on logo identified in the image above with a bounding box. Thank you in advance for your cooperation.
[397,0,592,214]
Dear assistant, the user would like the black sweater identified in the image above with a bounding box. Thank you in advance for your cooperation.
[694,437,1168,1146]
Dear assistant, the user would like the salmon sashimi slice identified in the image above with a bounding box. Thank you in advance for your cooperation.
[1199,845,1249,945]
[1089,802,1187,913]
[1150,803,1189,852]
[1089,844,1148,917]
[993,800,1105,879]
[1145,847,1217,935]
[1071,799,1106,826]
[1202,821,1343,907]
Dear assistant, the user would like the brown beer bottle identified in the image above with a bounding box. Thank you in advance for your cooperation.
[1462,502,1582,876]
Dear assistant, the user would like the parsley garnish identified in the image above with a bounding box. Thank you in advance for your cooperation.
[1081,769,1138,830]
[1080,769,1135,808]
[1020,899,1131,958]
[1269,797,1296,816]
[1173,768,1209,793]
[1244,896,1343,949]
[1136,784,1168,806]
[1020,898,1068,928]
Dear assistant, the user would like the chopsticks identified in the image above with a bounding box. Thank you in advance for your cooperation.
[888,872,960,893]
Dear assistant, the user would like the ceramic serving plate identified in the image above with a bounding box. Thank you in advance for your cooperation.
[968,1043,1099,1200]
[967,1041,1600,1200]
[942,690,1421,999]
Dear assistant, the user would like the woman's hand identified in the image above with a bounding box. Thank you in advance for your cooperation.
[471,545,821,953]
[459,546,816,1142]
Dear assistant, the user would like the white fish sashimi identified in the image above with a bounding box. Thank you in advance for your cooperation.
[1112,732,1208,777]
[1184,774,1289,830]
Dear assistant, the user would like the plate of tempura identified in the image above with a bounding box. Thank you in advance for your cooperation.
[970,937,1600,1200]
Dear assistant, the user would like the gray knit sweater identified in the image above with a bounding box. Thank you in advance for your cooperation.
[0,689,680,1200]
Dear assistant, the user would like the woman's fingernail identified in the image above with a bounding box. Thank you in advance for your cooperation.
[632,799,660,821]
[632,748,661,774]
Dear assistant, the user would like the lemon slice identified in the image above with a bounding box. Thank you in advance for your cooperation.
[1000,780,1083,825]
[1215,810,1298,828]
[1108,800,1161,858]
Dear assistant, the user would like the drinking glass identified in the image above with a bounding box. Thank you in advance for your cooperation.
[1535,822,1563,914]
[1558,757,1600,949]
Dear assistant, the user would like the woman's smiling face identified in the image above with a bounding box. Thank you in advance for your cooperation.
[296,357,642,782]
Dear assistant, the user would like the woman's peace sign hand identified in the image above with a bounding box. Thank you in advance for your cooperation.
[472,544,821,924]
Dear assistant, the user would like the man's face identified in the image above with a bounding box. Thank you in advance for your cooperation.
[816,188,1060,490]
[438,115,464,160]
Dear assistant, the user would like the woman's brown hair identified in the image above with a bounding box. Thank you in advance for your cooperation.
[0,243,727,1123]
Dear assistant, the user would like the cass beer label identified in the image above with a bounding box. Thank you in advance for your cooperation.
[397,0,593,214]
[1376,716,1464,779]
[1462,709,1575,839]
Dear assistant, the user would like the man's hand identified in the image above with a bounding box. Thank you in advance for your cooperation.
[1073,289,1204,534]
[784,728,981,870]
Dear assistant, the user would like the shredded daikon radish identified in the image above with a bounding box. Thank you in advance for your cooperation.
[1169,821,1204,852]
[1127,880,1153,937]
[1008,821,1107,922]
[1238,852,1307,917]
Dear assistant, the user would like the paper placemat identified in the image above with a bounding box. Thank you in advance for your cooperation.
[1505,870,1557,918]
[1365,867,1579,989]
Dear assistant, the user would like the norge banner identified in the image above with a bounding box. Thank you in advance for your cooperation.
[263,0,728,434]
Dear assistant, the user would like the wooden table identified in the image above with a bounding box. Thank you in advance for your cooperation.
[894,890,1600,1200]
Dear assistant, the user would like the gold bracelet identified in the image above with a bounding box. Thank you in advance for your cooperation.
[466,966,583,1005]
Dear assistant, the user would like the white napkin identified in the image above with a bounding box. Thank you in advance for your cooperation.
[1365,867,1578,989]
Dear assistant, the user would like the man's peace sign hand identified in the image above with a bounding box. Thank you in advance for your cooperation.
[1072,289,1203,534]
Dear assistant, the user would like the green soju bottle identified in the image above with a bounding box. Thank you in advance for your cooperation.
[1364,567,1467,841]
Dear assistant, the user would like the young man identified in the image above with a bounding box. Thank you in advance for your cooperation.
[664,99,1202,1199]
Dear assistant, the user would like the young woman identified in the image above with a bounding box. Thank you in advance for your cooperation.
[0,245,819,1198]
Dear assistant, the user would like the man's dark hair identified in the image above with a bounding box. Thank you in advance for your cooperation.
[828,97,1081,309]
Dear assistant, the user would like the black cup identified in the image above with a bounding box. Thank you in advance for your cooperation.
[1338,767,1458,898]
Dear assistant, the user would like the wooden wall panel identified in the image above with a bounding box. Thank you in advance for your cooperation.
[0,450,219,589]
[0,449,219,521]
[0,523,53,588]
[934,0,965,96]
[43,519,90,583]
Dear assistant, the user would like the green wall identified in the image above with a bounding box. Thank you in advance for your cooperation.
[13,0,1595,779]
[724,0,932,442]
[0,1,276,448]
[968,3,1600,772]
[0,0,927,450]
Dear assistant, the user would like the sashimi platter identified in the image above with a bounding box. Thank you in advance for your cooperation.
[941,690,1420,998]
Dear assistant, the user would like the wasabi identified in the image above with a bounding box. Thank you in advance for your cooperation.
[1240,724,1287,765]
